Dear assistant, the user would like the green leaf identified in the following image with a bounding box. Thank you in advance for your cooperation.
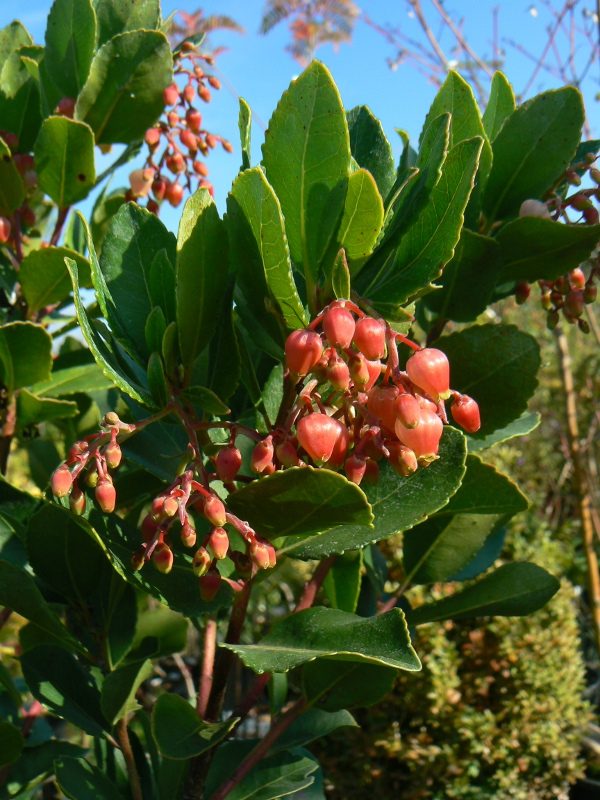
[403,515,505,585]
[149,249,176,323]
[482,72,515,140]
[483,87,584,221]
[347,105,395,200]
[438,324,540,436]
[227,466,373,541]
[66,257,152,404]
[27,504,137,668]
[467,411,541,452]
[496,218,600,283]
[273,709,357,754]
[302,660,399,712]
[95,0,161,45]
[442,455,528,516]
[0,322,51,392]
[16,389,77,429]
[176,189,229,372]
[262,61,350,293]
[4,741,86,799]
[100,203,176,362]
[75,30,172,144]
[152,694,237,759]
[100,659,153,724]
[0,22,32,69]
[0,136,25,215]
[227,168,307,340]
[88,510,232,617]
[0,44,43,152]
[145,306,167,354]
[323,551,362,613]
[421,229,501,322]
[206,745,319,800]
[20,644,108,735]
[408,562,560,624]
[130,604,188,659]
[281,427,466,560]
[0,721,24,766]
[20,246,91,313]
[34,117,95,207]
[55,757,125,800]
[180,386,230,416]
[222,607,420,674]
[359,138,483,312]
[420,71,492,183]
[338,169,384,262]
[147,351,168,406]
[44,0,96,98]
[331,248,351,299]
[239,97,251,170]
[29,363,114,397]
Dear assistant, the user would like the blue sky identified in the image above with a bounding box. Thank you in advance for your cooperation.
[1,1,599,226]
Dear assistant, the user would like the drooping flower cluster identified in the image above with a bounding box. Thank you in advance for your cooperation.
[128,41,232,213]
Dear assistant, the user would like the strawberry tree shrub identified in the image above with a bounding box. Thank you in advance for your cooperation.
[0,1,598,797]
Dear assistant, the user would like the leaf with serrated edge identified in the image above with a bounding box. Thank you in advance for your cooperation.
[467,411,541,452]
[482,72,515,141]
[441,455,528,516]
[222,607,420,674]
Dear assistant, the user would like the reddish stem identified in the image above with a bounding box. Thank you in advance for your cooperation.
[197,618,217,718]
[295,555,337,612]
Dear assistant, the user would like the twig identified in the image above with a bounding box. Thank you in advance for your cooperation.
[49,207,69,248]
[197,618,217,717]
[116,718,143,800]
[295,555,337,611]
[408,0,449,70]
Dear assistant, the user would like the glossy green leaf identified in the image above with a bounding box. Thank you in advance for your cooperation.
[338,168,384,262]
[88,510,232,617]
[403,514,505,585]
[130,604,188,660]
[29,363,114,397]
[44,0,96,98]
[177,188,229,372]
[239,96,251,170]
[100,659,153,724]
[4,741,86,799]
[27,504,137,667]
[75,30,172,144]
[467,411,541,452]
[438,324,540,436]
[152,694,237,759]
[0,21,32,68]
[0,322,51,392]
[227,167,307,337]
[482,71,515,140]
[206,745,319,800]
[145,306,167,354]
[0,136,25,214]
[90,186,127,257]
[483,87,584,221]
[331,248,351,298]
[324,551,362,613]
[16,389,77,429]
[147,351,168,407]
[409,562,560,624]
[55,757,125,800]
[262,61,350,292]
[302,660,399,712]
[496,217,600,283]
[347,105,395,199]
[281,427,466,559]
[20,644,108,735]
[20,246,91,313]
[360,138,482,313]
[273,709,357,754]
[223,607,420,674]
[34,116,95,206]
[100,203,176,362]
[0,42,42,152]
[95,0,161,45]
[227,466,373,541]
[180,385,230,416]
[65,257,152,404]
[420,71,492,183]
[0,721,24,766]
[148,248,177,324]
[421,229,501,322]
[442,456,528,516]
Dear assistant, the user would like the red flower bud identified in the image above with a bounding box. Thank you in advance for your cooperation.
[345,454,366,485]
[0,216,12,243]
[349,352,370,388]
[69,487,86,515]
[215,446,242,482]
[365,359,382,391]
[95,478,116,513]
[326,357,351,391]
[275,439,300,467]
[51,465,73,498]
[145,127,161,147]
[395,393,420,429]
[569,268,586,290]
[251,436,274,474]
[203,494,227,527]
[180,129,198,152]
[165,182,184,207]
[367,385,400,432]
[199,570,221,601]
[250,539,272,570]
[395,409,443,461]
[323,305,355,348]
[363,458,380,484]
[55,97,75,118]
[450,394,481,433]
[163,83,180,106]
[152,542,174,573]
[406,348,451,400]
[208,527,229,560]
[193,546,212,576]
[353,317,386,360]
[180,520,197,548]
[285,329,323,376]
[163,496,179,518]
[297,413,347,464]
[387,442,418,477]
[186,109,202,132]
[104,441,122,469]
